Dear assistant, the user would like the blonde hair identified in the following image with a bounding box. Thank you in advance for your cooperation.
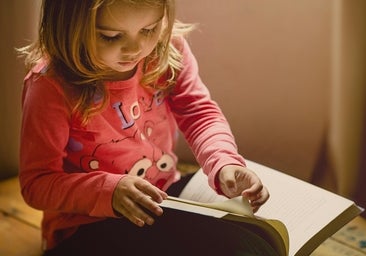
[19,0,194,124]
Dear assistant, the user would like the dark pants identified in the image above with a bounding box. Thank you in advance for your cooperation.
[44,175,278,256]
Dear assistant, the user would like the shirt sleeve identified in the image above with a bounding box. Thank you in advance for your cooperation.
[168,38,246,192]
[19,70,122,217]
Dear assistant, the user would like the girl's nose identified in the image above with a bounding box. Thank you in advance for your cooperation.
[120,37,141,56]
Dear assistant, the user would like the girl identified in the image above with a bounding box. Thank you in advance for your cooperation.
[19,0,270,255]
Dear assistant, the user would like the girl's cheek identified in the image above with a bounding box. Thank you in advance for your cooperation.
[97,46,118,59]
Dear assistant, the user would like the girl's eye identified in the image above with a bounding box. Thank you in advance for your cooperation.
[98,33,122,43]
[140,26,158,37]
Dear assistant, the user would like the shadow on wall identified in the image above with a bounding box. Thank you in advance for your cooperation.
[0,0,41,179]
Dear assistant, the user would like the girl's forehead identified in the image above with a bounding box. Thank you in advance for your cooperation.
[96,1,165,31]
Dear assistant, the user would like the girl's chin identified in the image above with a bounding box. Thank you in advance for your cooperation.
[107,66,138,80]
[111,60,139,72]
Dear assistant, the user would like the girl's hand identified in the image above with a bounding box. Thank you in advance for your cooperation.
[112,175,168,227]
[218,165,269,212]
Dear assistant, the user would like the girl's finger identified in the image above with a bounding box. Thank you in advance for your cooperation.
[116,196,156,227]
[136,180,167,203]
[133,192,164,217]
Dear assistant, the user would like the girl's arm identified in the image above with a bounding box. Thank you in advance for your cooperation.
[19,72,120,217]
[168,38,246,192]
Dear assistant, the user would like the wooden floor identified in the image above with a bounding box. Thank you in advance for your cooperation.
[0,174,365,256]
[0,177,42,256]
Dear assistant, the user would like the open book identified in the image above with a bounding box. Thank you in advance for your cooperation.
[161,160,363,256]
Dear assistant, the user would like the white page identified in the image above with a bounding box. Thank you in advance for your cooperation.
[179,168,228,203]
[166,195,254,217]
[245,160,358,256]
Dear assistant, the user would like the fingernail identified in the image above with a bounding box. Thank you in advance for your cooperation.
[146,218,154,225]
[155,207,163,216]
[137,220,145,227]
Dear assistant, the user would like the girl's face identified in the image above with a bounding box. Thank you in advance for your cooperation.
[96,1,164,79]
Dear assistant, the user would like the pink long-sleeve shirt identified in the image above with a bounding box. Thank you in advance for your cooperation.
[19,38,245,249]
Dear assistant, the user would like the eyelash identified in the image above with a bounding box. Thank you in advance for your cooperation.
[98,34,122,43]
[98,25,158,43]
[140,26,158,37]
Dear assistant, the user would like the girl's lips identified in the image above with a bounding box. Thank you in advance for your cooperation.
[118,60,138,67]
[119,60,136,64]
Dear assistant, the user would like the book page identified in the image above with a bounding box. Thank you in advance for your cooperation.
[160,198,229,218]
[245,160,362,256]
[167,195,254,217]
[177,169,254,216]
[179,168,228,203]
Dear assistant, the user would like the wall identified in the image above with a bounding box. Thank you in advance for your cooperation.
[176,0,331,180]
[0,1,40,179]
[328,0,366,200]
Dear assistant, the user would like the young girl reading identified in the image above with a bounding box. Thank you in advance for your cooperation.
[18,0,270,255]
